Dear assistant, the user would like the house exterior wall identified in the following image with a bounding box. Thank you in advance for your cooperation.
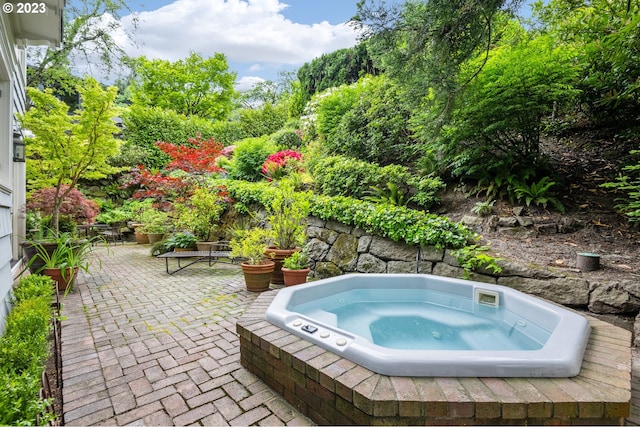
[0,12,36,333]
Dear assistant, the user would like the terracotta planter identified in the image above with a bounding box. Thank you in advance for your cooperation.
[146,233,164,244]
[174,247,196,252]
[282,267,310,287]
[44,266,78,292]
[241,261,275,292]
[265,247,299,285]
[134,231,149,244]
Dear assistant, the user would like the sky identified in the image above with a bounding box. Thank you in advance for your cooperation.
[80,0,383,91]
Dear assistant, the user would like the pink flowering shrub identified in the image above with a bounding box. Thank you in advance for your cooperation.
[261,150,303,181]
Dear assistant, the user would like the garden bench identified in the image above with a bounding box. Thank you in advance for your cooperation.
[157,241,242,275]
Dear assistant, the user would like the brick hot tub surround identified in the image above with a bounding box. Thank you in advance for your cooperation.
[237,290,632,425]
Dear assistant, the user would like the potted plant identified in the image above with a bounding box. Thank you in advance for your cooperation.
[265,181,311,284]
[28,234,107,293]
[230,228,275,292]
[172,187,227,251]
[164,232,197,251]
[139,209,170,244]
[281,249,310,287]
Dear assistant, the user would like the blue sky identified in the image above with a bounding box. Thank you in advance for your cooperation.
[77,0,533,90]
[78,0,379,89]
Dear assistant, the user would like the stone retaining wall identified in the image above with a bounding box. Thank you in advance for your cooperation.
[306,217,640,328]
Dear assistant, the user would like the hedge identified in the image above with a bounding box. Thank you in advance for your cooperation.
[0,274,56,426]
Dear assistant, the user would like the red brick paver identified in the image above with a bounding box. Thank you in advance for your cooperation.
[61,244,313,426]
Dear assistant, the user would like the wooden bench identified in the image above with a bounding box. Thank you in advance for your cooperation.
[156,241,242,275]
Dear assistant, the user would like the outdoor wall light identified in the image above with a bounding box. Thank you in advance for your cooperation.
[13,131,25,162]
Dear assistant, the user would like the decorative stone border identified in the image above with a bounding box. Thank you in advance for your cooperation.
[306,217,640,321]
[238,291,632,425]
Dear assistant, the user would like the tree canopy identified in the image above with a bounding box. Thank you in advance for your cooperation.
[129,52,237,120]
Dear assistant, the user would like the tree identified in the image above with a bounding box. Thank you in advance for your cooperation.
[129,52,237,120]
[297,42,380,103]
[27,0,137,93]
[19,78,121,233]
[354,0,522,120]
[533,0,640,124]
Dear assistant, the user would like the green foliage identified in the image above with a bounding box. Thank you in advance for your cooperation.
[230,227,274,265]
[19,77,122,233]
[172,187,227,241]
[164,232,197,250]
[512,177,565,213]
[0,275,55,425]
[282,249,310,270]
[267,182,311,249]
[535,0,640,124]
[310,156,444,210]
[471,200,495,217]
[225,181,473,249]
[328,75,418,165]
[122,105,228,169]
[453,244,503,280]
[12,275,55,304]
[364,182,408,206]
[602,150,640,223]
[227,136,278,182]
[269,127,303,150]
[427,33,579,180]
[130,52,237,120]
[139,209,170,234]
[297,42,380,103]
[237,103,288,138]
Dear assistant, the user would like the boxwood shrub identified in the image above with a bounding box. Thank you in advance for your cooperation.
[0,274,56,426]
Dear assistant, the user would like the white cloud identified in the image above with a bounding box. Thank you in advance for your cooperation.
[235,75,265,92]
[120,0,359,66]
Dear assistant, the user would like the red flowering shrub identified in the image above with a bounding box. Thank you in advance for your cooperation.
[261,150,303,181]
[155,134,224,174]
[27,186,99,224]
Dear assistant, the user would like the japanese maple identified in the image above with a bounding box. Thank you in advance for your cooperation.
[155,134,224,174]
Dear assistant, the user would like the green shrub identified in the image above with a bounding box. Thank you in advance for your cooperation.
[12,275,54,304]
[228,136,278,182]
[269,128,303,149]
[310,155,445,210]
[226,180,473,249]
[0,282,54,425]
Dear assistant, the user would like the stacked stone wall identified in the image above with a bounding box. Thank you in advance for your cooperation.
[306,217,640,335]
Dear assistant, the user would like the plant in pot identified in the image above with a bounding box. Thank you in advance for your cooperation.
[281,249,310,287]
[172,187,227,251]
[27,234,107,294]
[139,209,170,244]
[230,228,275,292]
[164,232,197,252]
[265,181,311,284]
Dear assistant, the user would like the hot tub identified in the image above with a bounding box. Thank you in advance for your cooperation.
[265,273,590,377]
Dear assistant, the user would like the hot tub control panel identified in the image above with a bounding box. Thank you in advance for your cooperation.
[290,319,353,351]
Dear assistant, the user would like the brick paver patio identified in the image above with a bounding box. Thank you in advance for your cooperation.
[61,244,313,426]
[59,243,640,426]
